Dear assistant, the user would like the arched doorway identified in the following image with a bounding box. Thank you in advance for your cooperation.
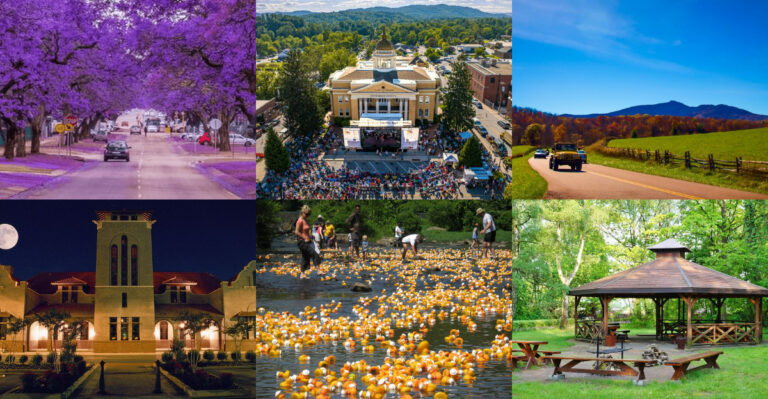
[29,321,48,351]
[200,322,219,350]
[154,320,174,350]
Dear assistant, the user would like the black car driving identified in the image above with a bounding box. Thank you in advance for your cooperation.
[104,140,130,162]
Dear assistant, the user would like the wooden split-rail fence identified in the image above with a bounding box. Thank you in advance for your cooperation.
[597,146,768,177]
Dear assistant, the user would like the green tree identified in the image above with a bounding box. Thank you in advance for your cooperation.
[264,128,290,174]
[223,319,254,365]
[319,48,357,81]
[175,311,215,368]
[33,309,70,371]
[278,49,323,138]
[459,135,483,167]
[2,316,29,356]
[441,60,475,134]
[255,201,282,249]
[524,123,543,145]
[255,69,279,100]
[473,46,486,57]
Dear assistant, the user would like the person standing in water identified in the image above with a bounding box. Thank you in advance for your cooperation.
[295,205,321,279]
[394,221,404,254]
[401,233,423,261]
[470,222,480,257]
[346,205,362,259]
[477,208,497,259]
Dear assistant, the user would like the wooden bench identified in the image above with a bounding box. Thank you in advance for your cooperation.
[543,356,658,381]
[512,349,562,364]
[663,351,723,380]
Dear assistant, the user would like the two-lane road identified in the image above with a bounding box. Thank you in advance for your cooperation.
[21,132,239,199]
[529,156,768,199]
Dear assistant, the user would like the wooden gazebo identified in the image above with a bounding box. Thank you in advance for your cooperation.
[569,239,768,347]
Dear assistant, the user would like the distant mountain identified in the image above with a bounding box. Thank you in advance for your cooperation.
[273,5,505,20]
[562,100,768,121]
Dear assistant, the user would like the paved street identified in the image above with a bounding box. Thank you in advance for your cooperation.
[20,132,240,199]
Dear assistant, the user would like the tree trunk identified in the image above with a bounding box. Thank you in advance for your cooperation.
[218,111,231,151]
[30,105,45,153]
[3,120,17,160]
[560,294,569,329]
[15,125,26,157]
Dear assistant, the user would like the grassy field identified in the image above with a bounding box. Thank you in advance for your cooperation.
[512,327,768,399]
[606,127,768,161]
[586,150,768,195]
[421,228,511,243]
[512,145,535,158]
[510,146,548,199]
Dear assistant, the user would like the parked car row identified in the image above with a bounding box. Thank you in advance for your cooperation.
[180,131,256,146]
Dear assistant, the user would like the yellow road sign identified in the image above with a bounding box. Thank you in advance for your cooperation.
[54,124,67,133]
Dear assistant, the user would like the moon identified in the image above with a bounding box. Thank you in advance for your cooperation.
[0,224,19,250]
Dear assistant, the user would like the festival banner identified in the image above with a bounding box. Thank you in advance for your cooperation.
[401,128,420,150]
[343,128,361,149]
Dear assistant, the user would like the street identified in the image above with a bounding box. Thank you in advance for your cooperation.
[20,132,240,199]
[528,155,768,200]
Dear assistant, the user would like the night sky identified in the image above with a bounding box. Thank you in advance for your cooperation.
[0,201,256,281]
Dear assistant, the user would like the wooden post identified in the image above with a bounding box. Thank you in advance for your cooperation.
[652,298,660,340]
[600,296,613,341]
[683,296,698,347]
[751,297,762,344]
[574,296,581,339]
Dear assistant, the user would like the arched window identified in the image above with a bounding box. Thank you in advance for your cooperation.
[131,245,138,286]
[120,236,128,286]
[110,245,118,285]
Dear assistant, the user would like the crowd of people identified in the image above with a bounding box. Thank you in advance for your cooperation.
[257,121,508,199]
[293,204,499,278]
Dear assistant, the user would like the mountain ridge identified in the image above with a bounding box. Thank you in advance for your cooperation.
[272,5,507,20]
[561,100,768,121]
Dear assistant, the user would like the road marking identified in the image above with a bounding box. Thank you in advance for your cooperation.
[587,170,704,200]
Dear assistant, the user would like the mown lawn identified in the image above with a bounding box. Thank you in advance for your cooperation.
[512,327,768,399]
[586,151,768,195]
[512,145,535,157]
[510,148,547,199]
[606,127,768,161]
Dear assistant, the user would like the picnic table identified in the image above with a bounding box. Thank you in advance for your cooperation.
[544,356,658,382]
[509,340,549,370]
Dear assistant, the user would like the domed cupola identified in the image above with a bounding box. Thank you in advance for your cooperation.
[372,27,396,69]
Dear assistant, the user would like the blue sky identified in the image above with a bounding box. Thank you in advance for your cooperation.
[513,0,768,115]
[258,0,511,14]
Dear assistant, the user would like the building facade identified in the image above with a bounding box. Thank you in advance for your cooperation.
[328,30,441,124]
[467,59,511,109]
[0,211,257,353]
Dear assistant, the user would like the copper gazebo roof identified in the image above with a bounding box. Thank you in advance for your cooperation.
[570,239,768,298]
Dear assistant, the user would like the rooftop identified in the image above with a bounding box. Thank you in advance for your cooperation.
[467,60,511,76]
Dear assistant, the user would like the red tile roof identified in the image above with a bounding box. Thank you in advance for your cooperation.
[52,277,88,285]
[161,276,198,286]
[155,304,223,318]
[26,303,95,318]
[153,272,222,294]
[27,272,95,294]
[26,272,222,295]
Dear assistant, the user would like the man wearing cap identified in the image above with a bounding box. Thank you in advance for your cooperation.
[477,208,496,258]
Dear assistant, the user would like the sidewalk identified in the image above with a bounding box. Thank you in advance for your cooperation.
[77,362,183,397]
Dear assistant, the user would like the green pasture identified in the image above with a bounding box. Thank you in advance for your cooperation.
[510,146,548,199]
[512,145,535,158]
[512,327,768,398]
[586,151,768,195]
[606,127,768,161]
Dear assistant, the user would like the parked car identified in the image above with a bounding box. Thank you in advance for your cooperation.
[229,133,256,146]
[197,132,212,145]
[182,132,202,141]
[104,141,130,162]
[93,130,109,142]
[578,149,588,164]
[147,124,159,133]
[121,121,129,127]
[534,148,549,159]
[497,120,511,129]
[477,126,488,137]
[129,125,141,135]
[473,118,482,127]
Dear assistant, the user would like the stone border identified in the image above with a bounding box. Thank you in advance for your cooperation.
[1,364,95,399]
[158,367,248,398]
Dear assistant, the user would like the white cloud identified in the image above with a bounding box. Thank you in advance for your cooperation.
[257,0,511,14]
[514,0,689,73]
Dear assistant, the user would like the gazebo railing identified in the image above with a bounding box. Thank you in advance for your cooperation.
[575,320,602,342]
[691,322,759,345]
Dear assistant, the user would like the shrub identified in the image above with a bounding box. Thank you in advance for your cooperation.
[5,354,15,364]
[216,351,228,361]
[46,352,57,364]
[75,360,87,375]
[203,350,215,361]
[21,372,36,391]
[19,355,28,364]
[245,351,256,363]
[73,355,84,364]
[0,354,3,362]
[220,372,234,389]
[230,351,242,362]
[188,350,200,364]
[31,354,43,366]
[176,351,188,362]
[161,351,174,363]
